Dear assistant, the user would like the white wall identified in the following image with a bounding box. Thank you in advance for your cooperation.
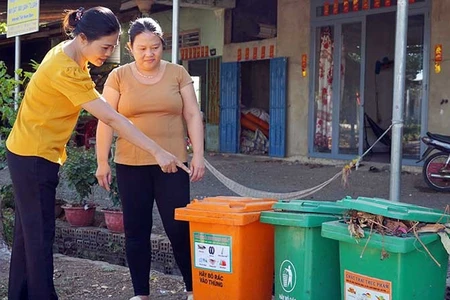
[429,0,450,134]
[152,7,225,61]
[277,0,311,157]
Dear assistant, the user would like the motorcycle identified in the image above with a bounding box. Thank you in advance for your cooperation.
[418,132,450,192]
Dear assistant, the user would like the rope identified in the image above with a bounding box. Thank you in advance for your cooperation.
[203,123,394,200]
[204,159,342,200]
[357,123,394,168]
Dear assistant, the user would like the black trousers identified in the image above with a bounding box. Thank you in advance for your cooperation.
[6,150,59,300]
[116,163,193,296]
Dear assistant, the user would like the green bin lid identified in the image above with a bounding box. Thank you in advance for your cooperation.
[272,200,347,215]
[337,196,450,223]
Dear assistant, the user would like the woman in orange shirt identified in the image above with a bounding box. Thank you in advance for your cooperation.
[6,7,188,300]
[95,18,205,300]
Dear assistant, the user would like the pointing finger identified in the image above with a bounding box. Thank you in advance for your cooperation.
[176,161,191,174]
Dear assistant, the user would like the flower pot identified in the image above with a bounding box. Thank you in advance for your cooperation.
[62,205,95,227]
[102,209,124,233]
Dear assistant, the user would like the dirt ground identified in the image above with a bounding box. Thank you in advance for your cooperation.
[0,164,189,300]
[0,252,187,300]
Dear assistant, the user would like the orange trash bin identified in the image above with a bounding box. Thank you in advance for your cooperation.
[175,196,277,300]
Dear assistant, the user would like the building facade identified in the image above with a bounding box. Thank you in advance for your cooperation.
[218,0,449,167]
[2,0,450,167]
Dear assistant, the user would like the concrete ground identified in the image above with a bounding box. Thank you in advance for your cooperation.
[189,152,449,211]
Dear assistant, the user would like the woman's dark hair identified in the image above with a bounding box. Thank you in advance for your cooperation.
[63,6,121,41]
[128,17,165,46]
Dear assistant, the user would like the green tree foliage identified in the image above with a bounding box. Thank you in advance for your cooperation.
[0,23,6,34]
[0,60,36,167]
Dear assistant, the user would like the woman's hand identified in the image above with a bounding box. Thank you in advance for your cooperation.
[96,162,112,191]
[189,154,205,182]
[154,148,191,174]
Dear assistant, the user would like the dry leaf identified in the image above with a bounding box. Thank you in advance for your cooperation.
[380,249,389,260]
[437,232,450,255]
[348,223,365,239]
[417,223,446,233]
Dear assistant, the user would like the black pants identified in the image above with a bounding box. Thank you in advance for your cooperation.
[116,163,193,296]
[7,150,60,300]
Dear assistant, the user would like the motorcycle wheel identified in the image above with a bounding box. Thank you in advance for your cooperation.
[422,151,450,192]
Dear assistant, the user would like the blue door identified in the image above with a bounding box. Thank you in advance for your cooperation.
[269,57,287,157]
[219,62,240,153]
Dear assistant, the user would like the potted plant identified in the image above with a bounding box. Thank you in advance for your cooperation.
[61,145,97,227]
[100,145,124,233]
[101,168,124,233]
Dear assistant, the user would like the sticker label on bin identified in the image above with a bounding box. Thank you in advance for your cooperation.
[344,270,392,300]
[278,259,297,300]
[194,232,232,273]
[279,260,297,293]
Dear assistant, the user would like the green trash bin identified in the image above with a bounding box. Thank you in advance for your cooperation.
[260,200,347,300]
[321,196,450,300]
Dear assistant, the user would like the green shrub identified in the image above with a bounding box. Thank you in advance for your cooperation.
[0,184,14,209]
[0,183,15,248]
[0,23,6,34]
[0,60,36,167]
[62,145,98,205]
[2,208,14,247]
[108,163,121,209]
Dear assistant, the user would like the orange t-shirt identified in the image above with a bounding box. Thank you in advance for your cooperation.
[105,62,193,166]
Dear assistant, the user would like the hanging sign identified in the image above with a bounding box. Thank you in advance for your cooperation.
[261,46,266,59]
[435,44,443,62]
[324,1,330,16]
[353,0,359,11]
[301,54,308,77]
[7,0,40,38]
[435,44,443,73]
[343,0,350,13]
[269,45,275,58]
[333,0,339,14]
[237,48,242,61]
[245,48,250,60]
[322,0,413,17]
[253,47,258,60]
[362,0,370,10]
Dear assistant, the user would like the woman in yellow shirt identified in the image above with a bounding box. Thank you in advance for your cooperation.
[6,7,189,300]
[95,18,205,300]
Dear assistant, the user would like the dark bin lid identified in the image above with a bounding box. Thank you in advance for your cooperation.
[337,196,450,223]
[272,200,347,215]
